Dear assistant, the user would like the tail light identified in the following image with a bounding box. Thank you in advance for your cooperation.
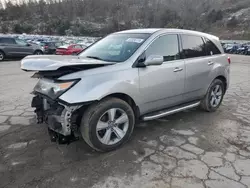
[44,45,48,49]
[227,57,231,64]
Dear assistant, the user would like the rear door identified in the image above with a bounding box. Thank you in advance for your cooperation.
[15,39,34,55]
[139,34,185,114]
[180,35,212,101]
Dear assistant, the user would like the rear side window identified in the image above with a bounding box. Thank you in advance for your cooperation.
[204,38,221,55]
[0,38,16,44]
[146,34,180,62]
[181,35,206,58]
[16,39,27,46]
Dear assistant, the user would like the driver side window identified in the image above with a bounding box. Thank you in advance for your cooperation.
[145,34,180,62]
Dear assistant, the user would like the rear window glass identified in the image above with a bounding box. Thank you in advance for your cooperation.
[181,35,206,58]
[204,38,221,55]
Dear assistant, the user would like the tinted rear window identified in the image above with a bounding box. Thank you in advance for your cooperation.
[181,35,206,58]
[204,38,221,55]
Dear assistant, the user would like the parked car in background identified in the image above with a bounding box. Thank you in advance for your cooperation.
[222,43,232,52]
[40,41,64,54]
[225,43,241,54]
[247,46,250,55]
[221,41,250,56]
[236,45,249,55]
[21,28,230,152]
[56,44,86,55]
[0,37,43,61]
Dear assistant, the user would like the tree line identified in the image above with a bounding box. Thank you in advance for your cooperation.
[0,0,246,37]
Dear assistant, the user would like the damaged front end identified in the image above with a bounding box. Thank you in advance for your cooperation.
[31,94,82,144]
[30,75,83,144]
[21,55,113,144]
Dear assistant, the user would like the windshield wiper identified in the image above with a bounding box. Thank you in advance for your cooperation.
[86,56,104,61]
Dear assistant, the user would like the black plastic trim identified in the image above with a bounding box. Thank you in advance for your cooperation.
[178,34,185,59]
[132,52,146,68]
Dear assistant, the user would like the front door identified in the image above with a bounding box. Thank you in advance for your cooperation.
[139,34,185,114]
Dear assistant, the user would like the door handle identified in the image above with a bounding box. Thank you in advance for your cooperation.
[208,61,214,66]
[173,67,183,72]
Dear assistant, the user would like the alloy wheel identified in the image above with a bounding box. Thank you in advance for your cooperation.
[210,85,223,108]
[0,53,4,61]
[35,51,42,55]
[96,108,129,145]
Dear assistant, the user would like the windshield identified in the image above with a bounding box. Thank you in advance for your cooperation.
[79,33,150,62]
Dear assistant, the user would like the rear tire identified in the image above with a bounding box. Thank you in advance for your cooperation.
[201,79,225,112]
[80,97,135,152]
[0,51,5,61]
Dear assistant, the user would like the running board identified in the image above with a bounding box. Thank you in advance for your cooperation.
[142,101,201,121]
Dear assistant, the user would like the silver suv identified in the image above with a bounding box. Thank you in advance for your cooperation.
[21,29,230,152]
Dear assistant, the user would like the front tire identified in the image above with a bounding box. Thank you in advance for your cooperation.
[0,51,5,61]
[80,97,135,152]
[201,79,225,112]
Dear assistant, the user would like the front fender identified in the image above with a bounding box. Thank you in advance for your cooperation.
[59,69,140,104]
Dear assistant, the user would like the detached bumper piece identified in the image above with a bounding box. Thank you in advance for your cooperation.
[31,95,81,144]
[47,128,79,144]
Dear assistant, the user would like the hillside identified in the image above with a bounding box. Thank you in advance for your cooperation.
[0,0,250,39]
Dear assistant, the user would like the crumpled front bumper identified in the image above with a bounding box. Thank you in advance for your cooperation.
[31,95,82,144]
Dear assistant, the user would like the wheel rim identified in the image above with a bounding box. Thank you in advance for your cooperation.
[96,108,129,145]
[0,53,3,60]
[36,51,41,55]
[210,85,223,108]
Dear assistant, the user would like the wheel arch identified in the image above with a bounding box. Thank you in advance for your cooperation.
[0,49,6,55]
[214,75,227,93]
[101,93,140,119]
[75,93,140,126]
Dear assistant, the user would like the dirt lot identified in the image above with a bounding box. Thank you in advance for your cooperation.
[0,55,250,188]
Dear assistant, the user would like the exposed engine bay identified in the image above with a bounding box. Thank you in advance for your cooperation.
[31,94,83,144]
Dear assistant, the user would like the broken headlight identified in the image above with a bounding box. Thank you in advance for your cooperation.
[34,79,78,99]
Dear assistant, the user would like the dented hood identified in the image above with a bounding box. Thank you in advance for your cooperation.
[21,55,115,71]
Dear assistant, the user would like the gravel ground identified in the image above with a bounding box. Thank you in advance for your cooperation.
[0,55,250,188]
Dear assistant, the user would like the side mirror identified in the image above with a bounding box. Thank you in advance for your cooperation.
[26,43,31,46]
[144,55,164,66]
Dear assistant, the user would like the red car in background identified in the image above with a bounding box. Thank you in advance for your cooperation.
[56,44,86,55]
